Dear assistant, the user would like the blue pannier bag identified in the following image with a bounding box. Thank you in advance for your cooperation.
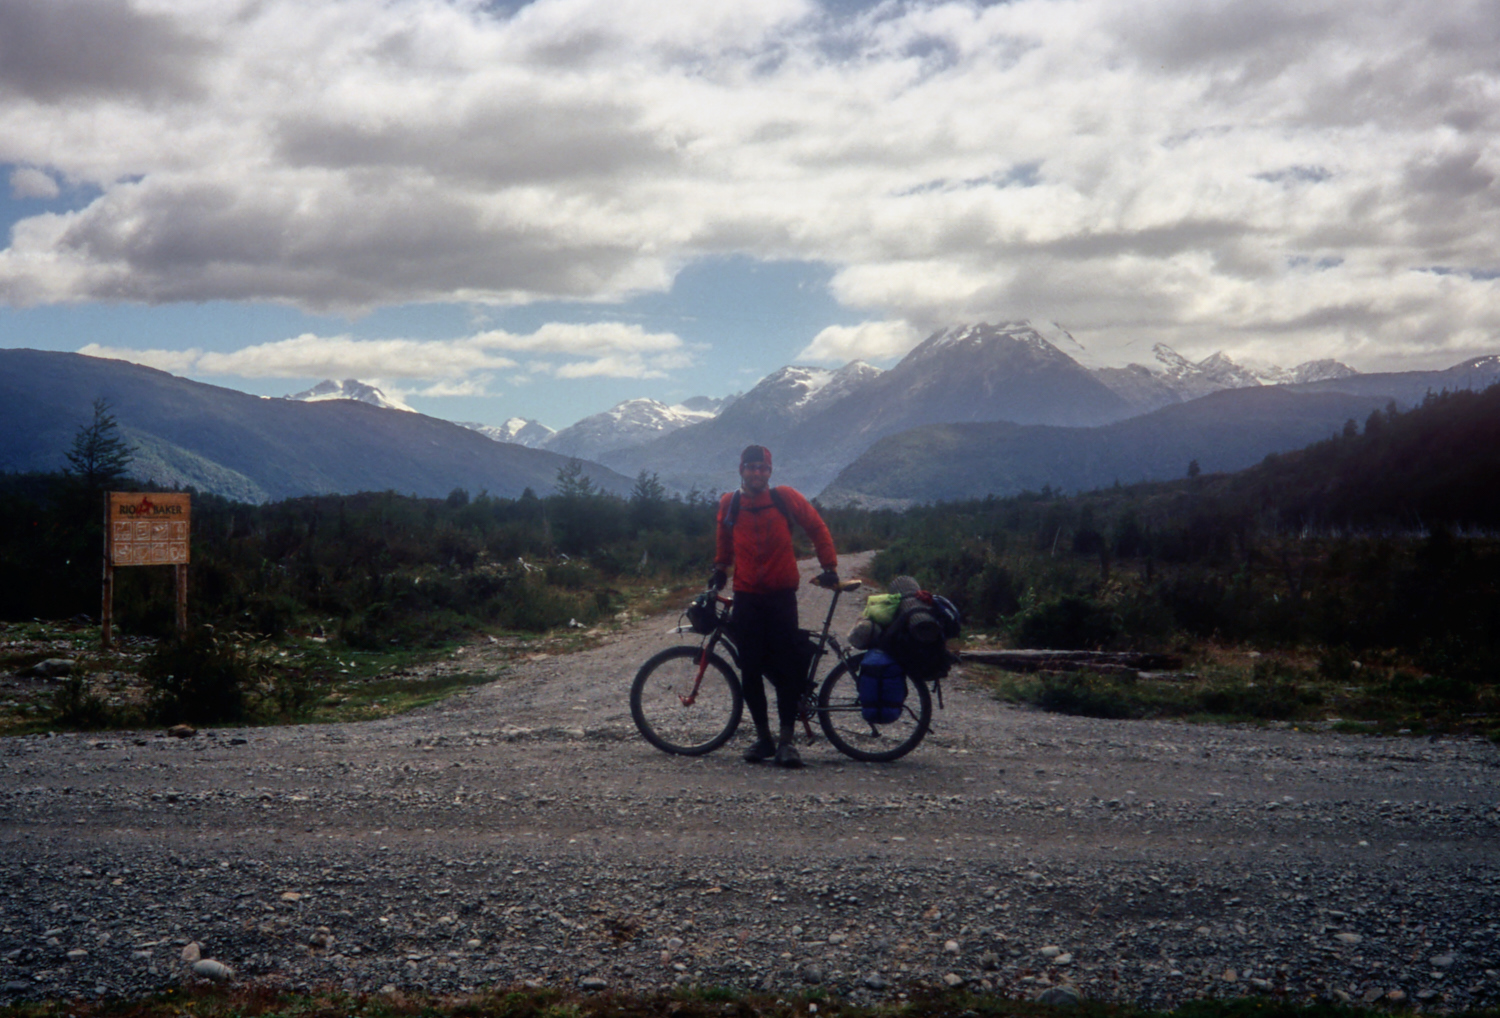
[857,649,907,724]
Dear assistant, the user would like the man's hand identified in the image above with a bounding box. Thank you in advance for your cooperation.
[708,567,728,591]
[814,569,840,589]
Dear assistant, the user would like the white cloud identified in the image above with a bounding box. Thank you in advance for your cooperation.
[406,377,495,398]
[78,344,203,375]
[78,323,690,382]
[798,320,922,363]
[8,166,57,199]
[3,0,1498,367]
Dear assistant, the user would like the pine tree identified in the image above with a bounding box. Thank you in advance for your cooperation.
[66,398,133,490]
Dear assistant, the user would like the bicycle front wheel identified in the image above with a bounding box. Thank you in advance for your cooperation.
[817,660,932,762]
[630,646,743,755]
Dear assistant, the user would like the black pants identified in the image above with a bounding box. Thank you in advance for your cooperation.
[730,589,803,734]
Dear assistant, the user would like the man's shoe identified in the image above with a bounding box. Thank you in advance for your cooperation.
[743,737,776,763]
[775,740,804,769]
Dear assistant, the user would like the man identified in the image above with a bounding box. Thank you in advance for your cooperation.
[710,444,838,768]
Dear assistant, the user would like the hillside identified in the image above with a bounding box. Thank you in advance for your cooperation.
[1214,385,1500,531]
[0,350,631,502]
[821,386,1392,504]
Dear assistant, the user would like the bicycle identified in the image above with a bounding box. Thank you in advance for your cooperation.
[629,576,941,763]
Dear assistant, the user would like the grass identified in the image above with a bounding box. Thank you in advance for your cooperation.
[967,642,1500,742]
[0,574,707,736]
[0,985,1495,1018]
[300,672,497,722]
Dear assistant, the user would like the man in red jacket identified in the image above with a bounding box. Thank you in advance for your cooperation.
[709,444,838,767]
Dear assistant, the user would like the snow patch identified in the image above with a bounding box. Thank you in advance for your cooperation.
[285,378,414,412]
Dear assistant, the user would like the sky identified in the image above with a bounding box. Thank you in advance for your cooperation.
[1,0,1497,430]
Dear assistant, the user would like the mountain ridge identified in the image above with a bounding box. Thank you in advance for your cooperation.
[0,350,631,502]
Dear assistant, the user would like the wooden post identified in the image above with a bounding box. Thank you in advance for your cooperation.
[101,492,113,651]
[175,563,188,635]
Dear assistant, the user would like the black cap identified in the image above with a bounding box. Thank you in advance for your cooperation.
[740,445,772,468]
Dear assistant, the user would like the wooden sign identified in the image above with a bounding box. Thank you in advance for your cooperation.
[108,492,191,565]
[102,492,191,650]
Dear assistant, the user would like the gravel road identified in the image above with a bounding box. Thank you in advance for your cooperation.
[3,553,1498,1008]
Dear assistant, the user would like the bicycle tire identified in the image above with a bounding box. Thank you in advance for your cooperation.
[817,659,932,762]
[630,645,743,756]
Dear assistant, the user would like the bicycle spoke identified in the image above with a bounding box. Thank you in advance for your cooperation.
[630,646,743,756]
[817,660,931,762]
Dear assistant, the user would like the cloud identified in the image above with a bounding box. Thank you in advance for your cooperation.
[797,320,921,363]
[2,0,1498,369]
[78,344,203,375]
[407,377,495,398]
[8,166,58,199]
[0,0,210,104]
[79,322,690,382]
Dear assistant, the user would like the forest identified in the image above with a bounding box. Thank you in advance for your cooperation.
[3,387,1498,737]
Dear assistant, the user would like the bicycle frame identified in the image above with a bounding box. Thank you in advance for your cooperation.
[673,580,939,728]
[636,578,942,760]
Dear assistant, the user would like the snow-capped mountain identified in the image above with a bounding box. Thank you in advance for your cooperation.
[598,361,884,493]
[461,417,555,448]
[605,322,1135,494]
[1093,345,1359,410]
[541,397,727,462]
[770,322,1136,491]
[1256,359,1361,385]
[285,378,414,412]
[714,362,883,433]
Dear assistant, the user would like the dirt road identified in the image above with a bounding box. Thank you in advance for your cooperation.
[2,554,1498,1007]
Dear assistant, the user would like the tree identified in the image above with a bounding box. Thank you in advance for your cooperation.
[66,398,133,489]
[1186,459,1201,480]
[554,459,596,499]
[629,470,668,531]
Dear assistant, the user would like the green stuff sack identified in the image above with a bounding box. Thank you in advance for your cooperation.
[863,593,901,626]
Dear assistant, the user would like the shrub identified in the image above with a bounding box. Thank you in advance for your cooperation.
[143,626,253,725]
[1012,594,1119,649]
[50,676,135,730]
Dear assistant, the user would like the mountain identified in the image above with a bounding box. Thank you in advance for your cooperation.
[1285,355,1500,404]
[0,350,631,502]
[820,386,1396,506]
[1259,358,1360,385]
[600,361,884,494]
[286,377,414,412]
[1092,344,1359,412]
[540,397,721,461]
[770,322,1138,492]
[461,417,555,448]
[607,322,1378,496]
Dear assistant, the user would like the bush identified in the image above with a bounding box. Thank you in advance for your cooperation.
[1316,645,1358,684]
[143,627,253,725]
[1012,594,1119,649]
[50,676,136,730]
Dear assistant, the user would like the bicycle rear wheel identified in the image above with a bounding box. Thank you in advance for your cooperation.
[630,645,743,755]
[817,660,932,762]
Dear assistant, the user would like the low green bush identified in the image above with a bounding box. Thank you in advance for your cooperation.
[142,626,254,725]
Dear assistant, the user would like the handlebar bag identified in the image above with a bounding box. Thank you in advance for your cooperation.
[857,649,907,723]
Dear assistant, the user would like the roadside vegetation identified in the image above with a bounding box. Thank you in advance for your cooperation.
[3,388,1498,739]
[845,388,1500,741]
[0,409,726,732]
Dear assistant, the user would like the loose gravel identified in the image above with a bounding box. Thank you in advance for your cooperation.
[2,554,1498,1008]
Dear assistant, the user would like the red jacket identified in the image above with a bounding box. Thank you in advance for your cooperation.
[715,486,837,594]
